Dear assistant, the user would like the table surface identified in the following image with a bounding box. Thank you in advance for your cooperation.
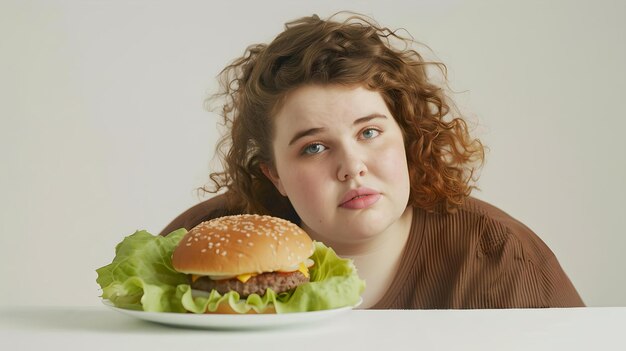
[1,305,624,351]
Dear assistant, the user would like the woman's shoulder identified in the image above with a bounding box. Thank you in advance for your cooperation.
[423,197,557,263]
[160,191,301,236]
[470,197,559,262]
[422,196,527,233]
[416,197,584,307]
[458,196,523,223]
[159,193,241,236]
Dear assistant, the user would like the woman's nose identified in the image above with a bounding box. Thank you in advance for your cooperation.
[337,150,368,181]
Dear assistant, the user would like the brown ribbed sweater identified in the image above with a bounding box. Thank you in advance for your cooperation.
[160,195,584,309]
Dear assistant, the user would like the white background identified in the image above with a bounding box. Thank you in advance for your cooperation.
[1,0,624,307]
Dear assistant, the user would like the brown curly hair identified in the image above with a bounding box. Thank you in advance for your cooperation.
[203,12,485,221]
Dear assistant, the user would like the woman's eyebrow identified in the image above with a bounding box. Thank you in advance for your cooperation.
[353,113,387,125]
[288,127,326,146]
[288,113,387,146]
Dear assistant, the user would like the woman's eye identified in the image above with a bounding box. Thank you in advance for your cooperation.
[302,143,326,155]
[361,128,381,139]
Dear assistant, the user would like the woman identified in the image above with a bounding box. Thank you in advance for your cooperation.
[161,13,584,309]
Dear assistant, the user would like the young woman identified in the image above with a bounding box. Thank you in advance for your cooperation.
[161,13,584,309]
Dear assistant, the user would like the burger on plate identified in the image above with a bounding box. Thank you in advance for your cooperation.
[171,214,315,313]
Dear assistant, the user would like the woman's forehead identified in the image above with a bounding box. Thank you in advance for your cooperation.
[274,84,389,126]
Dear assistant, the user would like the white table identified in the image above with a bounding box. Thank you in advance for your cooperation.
[1,306,624,350]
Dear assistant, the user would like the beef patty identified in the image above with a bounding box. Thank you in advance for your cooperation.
[190,271,310,297]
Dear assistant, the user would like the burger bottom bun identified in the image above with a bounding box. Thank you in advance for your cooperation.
[205,303,276,314]
[191,288,277,314]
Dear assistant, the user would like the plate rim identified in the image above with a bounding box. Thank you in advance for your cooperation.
[102,298,362,329]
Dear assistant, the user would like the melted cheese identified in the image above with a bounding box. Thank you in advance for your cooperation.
[298,262,310,279]
[235,273,258,283]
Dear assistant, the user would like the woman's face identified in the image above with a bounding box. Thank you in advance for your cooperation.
[264,84,411,245]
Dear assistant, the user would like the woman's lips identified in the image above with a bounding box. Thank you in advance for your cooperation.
[339,188,381,209]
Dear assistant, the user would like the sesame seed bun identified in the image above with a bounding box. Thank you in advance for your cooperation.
[171,214,314,276]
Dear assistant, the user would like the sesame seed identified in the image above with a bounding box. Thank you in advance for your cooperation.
[201,249,207,253]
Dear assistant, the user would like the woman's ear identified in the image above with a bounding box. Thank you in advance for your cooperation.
[260,163,287,196]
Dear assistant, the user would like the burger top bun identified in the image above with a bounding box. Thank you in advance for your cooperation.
[171,214,314,276]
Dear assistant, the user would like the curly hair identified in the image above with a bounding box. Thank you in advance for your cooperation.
[203,12,485,220]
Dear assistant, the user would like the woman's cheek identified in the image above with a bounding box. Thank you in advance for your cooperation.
[284,166,325,205]
[376,143,411,206]
[379,142,409,176]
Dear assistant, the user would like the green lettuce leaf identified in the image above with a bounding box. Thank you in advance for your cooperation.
[96,229,189,312]
[96,230,365,313]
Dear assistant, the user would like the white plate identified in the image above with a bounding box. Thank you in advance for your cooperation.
[102,299,361,330]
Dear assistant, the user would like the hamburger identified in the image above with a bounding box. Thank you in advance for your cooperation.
[171,214,315,313]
